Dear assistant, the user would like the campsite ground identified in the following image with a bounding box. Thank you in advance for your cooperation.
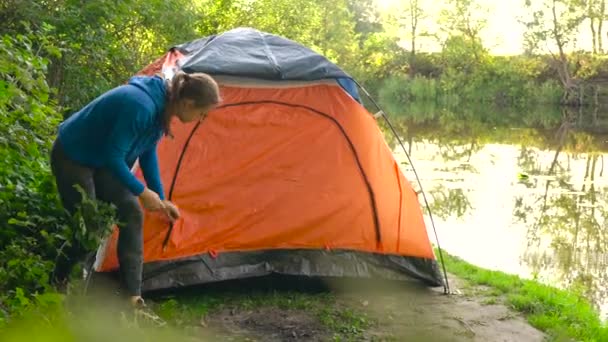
[127,250,555,342]
[146,273,546,342]
[138,249,608,342]
[5,249,607,341]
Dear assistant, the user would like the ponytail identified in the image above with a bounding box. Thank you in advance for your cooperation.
[169,71,190,104]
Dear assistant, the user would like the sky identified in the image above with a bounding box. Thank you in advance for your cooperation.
[476,0,528,55]
[375,0,594,56]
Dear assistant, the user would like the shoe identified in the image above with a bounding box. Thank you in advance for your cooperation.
[52,277,71,295]
[132,297,167,328]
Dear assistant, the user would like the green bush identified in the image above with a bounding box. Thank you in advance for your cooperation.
[377,65,563,110]
[0,23,69,322]
[0,24,118,327]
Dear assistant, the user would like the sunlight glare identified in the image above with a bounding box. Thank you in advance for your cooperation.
[376,0,397,10]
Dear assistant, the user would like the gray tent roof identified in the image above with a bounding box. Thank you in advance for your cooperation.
[173,27,352,81]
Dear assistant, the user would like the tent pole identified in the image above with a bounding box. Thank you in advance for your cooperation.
[353,80,451,295]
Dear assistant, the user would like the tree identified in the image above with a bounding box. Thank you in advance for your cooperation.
[523,0,586,104]
[406,0,424,58]
[372,0,426,77]
[347,0,383,45]
[439,0,487,43]
[438,0,488,64]
[0,0,201,110]
[585,0,605,53]
[397,0,426,75]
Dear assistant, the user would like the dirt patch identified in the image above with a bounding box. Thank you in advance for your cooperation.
[331,274,546,342]
[206,307,331,341]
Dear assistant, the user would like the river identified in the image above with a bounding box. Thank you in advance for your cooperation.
[384,102,608,320]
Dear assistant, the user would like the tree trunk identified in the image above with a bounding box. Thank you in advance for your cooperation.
[591,18,598,54]
[47,54,67,107]
[409,0,418,76]
[590,0,598,54]
[553,1,570,85]
[410,0,417,56]
[552,0,577,104]
[600,0,605,53]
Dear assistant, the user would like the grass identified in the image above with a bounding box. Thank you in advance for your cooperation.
[151,287,373,341]
[0,287,373,341]
[439,249,608,341]
[317,306,372,340]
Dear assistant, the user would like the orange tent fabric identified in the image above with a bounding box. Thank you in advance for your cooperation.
[96,83,434,272]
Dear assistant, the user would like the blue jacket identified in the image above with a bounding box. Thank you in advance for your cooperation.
[57,75,167,199]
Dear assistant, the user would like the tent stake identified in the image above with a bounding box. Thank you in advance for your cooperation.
[353,81,451,295]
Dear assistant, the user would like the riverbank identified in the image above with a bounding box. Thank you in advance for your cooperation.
[3,249,604,341]
[440,249,608,341]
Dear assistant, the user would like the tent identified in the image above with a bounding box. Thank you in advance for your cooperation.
[92,27,445,292]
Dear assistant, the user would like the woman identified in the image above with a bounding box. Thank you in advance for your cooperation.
[50,71,221,307]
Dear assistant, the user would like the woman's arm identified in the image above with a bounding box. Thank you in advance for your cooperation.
[139,144,166,200]
[104,110,146,196]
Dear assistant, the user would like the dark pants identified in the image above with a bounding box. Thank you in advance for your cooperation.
[50,139,144,296]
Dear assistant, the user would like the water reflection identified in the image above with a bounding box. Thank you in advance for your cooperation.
[383,103,608,320]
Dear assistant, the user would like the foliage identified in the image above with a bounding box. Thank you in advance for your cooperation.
[195,0,364,80]
[0,24,66,319]
[377,53,565,109]
[0,24,118,327]
[522,0,586,56]
[1,0,200,111]
[439,0,488,42]
[0,295,191,341]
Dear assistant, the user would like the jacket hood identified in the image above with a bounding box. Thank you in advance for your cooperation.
[128,75,167,117]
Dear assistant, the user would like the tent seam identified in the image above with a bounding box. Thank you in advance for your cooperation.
[257,31,282,79]
[161,120,203,249]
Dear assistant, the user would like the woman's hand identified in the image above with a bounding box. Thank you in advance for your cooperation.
[138,187,164,211]
[162,200,180,222]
